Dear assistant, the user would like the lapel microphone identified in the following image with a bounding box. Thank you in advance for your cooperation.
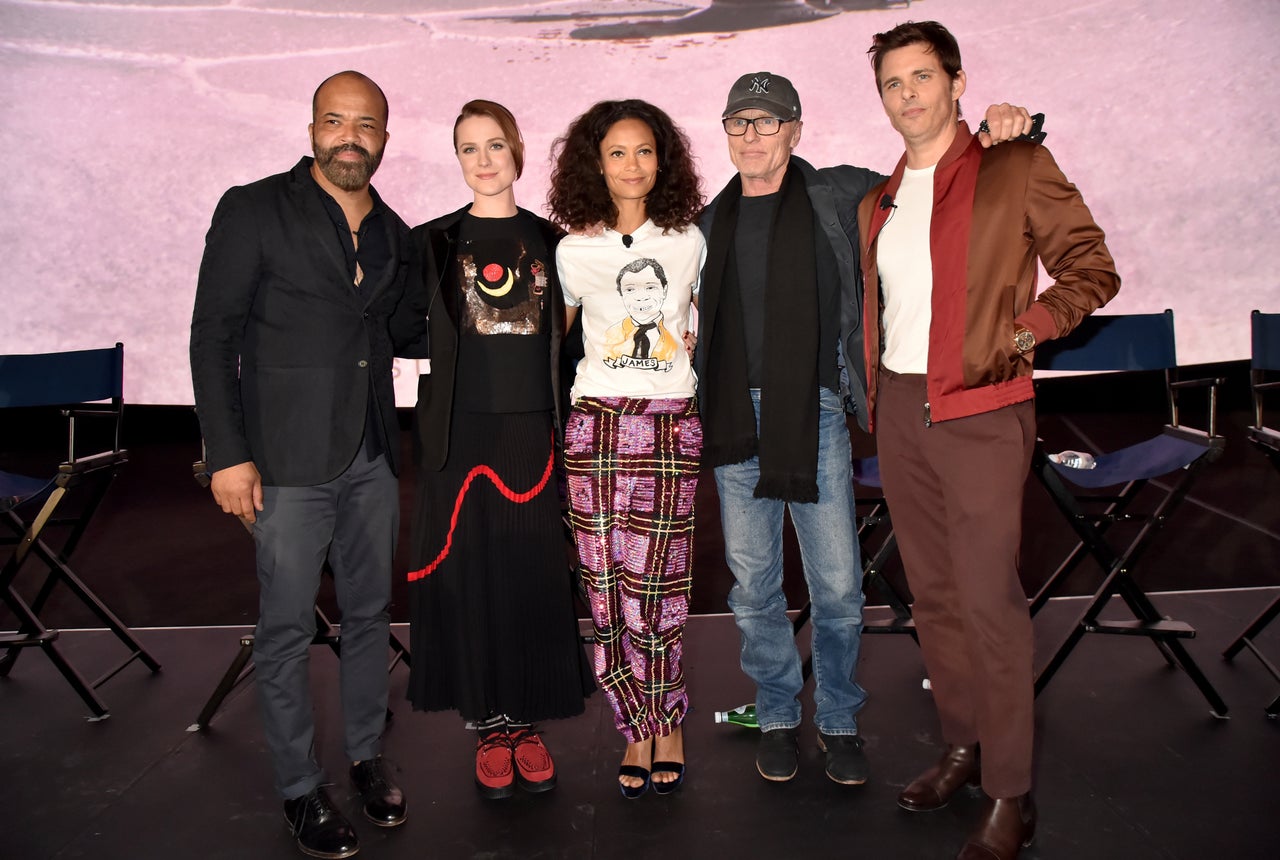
[622,234,634,248]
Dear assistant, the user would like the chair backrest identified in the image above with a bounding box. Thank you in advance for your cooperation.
[1034,310,1176,372]
[0,344,124,409]
[1253,310,1280,371]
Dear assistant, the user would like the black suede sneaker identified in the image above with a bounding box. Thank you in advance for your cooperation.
[817,732,869,785]
[756,727,799,782]
[283,786,359,859]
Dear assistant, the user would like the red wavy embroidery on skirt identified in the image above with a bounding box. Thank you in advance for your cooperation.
[407,436,556,582]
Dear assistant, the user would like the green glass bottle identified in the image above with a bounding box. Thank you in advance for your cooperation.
[713,703,758,728]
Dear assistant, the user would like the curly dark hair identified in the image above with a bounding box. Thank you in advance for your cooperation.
[547,99,704,233]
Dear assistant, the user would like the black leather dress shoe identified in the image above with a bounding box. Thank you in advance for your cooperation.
[898,744,980,812]
[956,793,1036,860]
[350,756,407,827]
[283,787,359,859]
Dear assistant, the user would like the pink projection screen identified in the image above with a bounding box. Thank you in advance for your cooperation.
[3,0,1276,406]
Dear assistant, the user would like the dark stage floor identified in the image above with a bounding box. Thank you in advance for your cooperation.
[3,360,1279,858]
[2,591,1278,860]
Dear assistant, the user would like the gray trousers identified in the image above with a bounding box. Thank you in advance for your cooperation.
[252,451,399,800]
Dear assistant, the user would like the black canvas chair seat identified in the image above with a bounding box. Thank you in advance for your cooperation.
[1222,310,1280,717]
[1030,311,1229,718]
[1048,427,1214,490]
[1,344,161,719]
[0,473,55,515]
[851,455,881,486]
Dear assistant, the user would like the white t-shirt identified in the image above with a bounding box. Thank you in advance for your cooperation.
[877,164,935,374]
[556,220,705,402]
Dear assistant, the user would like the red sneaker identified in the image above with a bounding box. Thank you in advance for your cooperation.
[510,728,557,793]
[475,729,515,800]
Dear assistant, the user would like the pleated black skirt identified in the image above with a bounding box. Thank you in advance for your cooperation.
[406,409,594,722]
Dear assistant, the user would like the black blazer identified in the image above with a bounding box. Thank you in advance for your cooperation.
[191,157,410,485]
[390,205,567,472]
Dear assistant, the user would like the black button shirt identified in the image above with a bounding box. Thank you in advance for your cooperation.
[312,176,394,460]
[315,183,392,291]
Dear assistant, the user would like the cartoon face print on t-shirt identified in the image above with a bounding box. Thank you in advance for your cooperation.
[602,257,679,371]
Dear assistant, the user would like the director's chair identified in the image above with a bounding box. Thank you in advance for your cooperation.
[850,456,915,637]
[1222,310,1280,717]
[188,447,410,731]
[1029,310,1229,717]
[0,344,161,718]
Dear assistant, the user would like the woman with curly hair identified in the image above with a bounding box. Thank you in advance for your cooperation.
[548,99,705,799]
[392,99,594,801]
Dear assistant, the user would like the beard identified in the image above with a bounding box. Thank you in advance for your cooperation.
[313,142,384,191]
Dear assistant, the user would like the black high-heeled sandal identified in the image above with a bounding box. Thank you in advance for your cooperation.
[650,761,685,795]
[618,765,651,800]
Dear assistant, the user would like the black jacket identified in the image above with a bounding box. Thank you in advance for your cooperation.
[390,205,568,472]
[698,155,883,430]
[191,157,410,484]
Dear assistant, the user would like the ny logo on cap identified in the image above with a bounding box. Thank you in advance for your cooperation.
[749,76,771,94]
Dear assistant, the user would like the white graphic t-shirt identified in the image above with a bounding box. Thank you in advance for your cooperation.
[556,220,705,402]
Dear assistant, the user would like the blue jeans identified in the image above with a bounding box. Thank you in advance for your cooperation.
[715,388,867,734]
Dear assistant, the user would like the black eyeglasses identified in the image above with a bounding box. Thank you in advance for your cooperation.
[722,116,793,136]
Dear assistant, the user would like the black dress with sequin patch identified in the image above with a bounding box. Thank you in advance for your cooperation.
[406,211,594,722]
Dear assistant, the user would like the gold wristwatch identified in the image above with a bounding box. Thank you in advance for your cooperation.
[1013,327,1037,354]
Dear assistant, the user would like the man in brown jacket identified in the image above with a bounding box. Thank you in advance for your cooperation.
[858,21,1120,860]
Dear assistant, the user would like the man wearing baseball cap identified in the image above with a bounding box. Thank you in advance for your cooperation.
[696,71,1033,785]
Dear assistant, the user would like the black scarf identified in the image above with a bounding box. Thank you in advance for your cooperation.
[701,163,820,502]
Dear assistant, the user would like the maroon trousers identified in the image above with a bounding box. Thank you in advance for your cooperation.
[876,369,1036,799]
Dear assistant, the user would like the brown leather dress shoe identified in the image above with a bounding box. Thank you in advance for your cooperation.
[898,744,980,812]
[956,793,1036,860]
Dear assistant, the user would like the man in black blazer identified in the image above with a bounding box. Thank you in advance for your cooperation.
[191,70,409,859]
